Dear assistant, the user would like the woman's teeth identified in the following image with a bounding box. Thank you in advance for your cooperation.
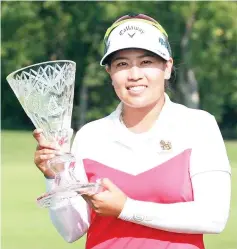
[128,86,146,91]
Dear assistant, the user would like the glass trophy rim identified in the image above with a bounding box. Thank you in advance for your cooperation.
[6,59,76,81]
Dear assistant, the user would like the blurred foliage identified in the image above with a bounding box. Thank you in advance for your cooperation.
[1,1,237,138]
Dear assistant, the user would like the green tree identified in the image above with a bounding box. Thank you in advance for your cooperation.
[2,1,237,137]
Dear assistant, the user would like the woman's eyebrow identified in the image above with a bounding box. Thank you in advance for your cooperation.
[111,57,128,63]
[111,53,155,63]
[137,53,156,58]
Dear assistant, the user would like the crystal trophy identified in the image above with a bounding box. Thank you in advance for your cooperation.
[6,60,102,208]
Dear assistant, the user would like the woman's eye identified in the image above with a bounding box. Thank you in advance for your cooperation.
[142,60,152,65]
[117,62,127,67]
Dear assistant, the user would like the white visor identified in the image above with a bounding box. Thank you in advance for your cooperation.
[100,20,171,66]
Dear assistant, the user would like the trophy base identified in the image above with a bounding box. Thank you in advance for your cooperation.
[36,182,103,208]
[37,152,103,208]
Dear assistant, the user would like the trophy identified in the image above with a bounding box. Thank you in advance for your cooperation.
[6,60,102,208]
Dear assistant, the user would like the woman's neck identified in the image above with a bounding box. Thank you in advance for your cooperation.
[121,95,165,134]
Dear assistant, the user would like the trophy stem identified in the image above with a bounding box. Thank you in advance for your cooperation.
[47,152,77,185]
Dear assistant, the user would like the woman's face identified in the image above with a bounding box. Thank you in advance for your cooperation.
[106,49,173,108]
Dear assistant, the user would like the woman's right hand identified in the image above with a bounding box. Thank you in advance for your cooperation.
[33,129,60,178]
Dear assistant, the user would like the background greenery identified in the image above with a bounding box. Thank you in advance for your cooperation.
[2,130,236,249]
[1,1,237,137]
[1,1,237,249]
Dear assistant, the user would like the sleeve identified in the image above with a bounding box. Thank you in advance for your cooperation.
[46,130,91,243]
[118,171,231,234]
[189,114,231,176]
[118,113,231,234]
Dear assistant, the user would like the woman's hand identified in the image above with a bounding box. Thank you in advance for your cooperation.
[33,128,60,178]
[82,178,127,217]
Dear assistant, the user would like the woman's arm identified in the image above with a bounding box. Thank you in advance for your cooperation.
[47,130,91,243]
[118,171,231,234]
[119,114,231,234]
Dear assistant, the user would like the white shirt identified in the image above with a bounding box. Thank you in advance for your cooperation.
[46,94,231,243]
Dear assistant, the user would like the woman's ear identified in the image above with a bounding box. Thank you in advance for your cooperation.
[105,65,114,85]
[164,58,173,80]
[105,65,111,74]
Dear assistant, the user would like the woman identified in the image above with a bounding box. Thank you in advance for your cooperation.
[34,14,231,249]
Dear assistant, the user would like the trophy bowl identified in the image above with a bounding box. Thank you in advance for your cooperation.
[6,60,102,208]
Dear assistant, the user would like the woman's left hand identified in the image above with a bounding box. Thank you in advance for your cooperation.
[82,178,127,217]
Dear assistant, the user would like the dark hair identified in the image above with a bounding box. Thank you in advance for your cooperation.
[165,66,176,91]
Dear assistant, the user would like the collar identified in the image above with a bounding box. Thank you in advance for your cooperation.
[108,93,174,152]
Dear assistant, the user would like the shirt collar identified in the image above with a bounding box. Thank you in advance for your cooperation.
[108,93,174,150]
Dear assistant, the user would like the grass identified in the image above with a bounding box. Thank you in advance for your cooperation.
[2,130,237,249]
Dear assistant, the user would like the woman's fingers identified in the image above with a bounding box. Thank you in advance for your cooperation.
[37,142,60,150]
[33,129,58,178]
[34,151,56,177]
[38,148,62,155]
[39,154,55,160]
[39,148,57,154]
[33,128,45,144]
[33,129,60,150]
[81,195,97,209]
[34,149,57,163]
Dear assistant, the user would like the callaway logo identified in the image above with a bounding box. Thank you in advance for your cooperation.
[128,32,135,38]
[159,37,169,49]
[120,25,144,36]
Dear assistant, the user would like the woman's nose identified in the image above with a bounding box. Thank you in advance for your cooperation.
[128,66,144,81]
